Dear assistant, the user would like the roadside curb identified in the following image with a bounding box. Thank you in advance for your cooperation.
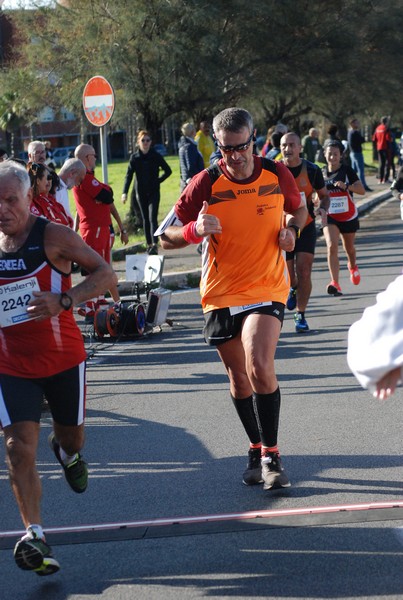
[356,189,392,214]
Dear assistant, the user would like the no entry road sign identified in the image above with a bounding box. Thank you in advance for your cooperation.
[83,76,115,127]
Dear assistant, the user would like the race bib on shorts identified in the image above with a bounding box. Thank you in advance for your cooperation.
[229,301,272,316]
[0,277,40,327]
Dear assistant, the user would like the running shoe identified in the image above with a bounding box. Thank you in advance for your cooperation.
[349,265,361,285]
[327,281,343,296]
[286,287,297,311]
[261,451,291,490]
[242,448,263,486]
[14,529,60,576]
[294,312,309,333]
[48,433,88,493]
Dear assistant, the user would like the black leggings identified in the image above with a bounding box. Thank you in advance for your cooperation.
[377,149,387,181]
[138,191,160,245]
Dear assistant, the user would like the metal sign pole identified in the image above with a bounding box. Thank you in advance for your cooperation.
[100,126,108,184]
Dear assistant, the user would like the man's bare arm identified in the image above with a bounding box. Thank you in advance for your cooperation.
[27,224,117,319]
[160,225,189,250]
[160,201,222,250]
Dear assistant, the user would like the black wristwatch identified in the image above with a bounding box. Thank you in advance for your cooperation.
[288,224,301,239]
[59,292,73,311]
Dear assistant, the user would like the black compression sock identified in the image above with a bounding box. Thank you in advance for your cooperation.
[231,394,261,445]
[252,388,281,448]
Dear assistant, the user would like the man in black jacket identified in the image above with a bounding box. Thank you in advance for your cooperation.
[348,118,372,192]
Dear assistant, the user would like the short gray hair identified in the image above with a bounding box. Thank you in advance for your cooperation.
[59,157,86,177]
[181,122,195,137]
[0,161,30,195]
[213,108,253,136]
[27,140,45,154]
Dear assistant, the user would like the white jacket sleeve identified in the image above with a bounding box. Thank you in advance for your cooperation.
[347,274,403,393]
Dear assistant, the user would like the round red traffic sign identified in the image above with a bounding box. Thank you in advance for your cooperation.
[83,76,115,127]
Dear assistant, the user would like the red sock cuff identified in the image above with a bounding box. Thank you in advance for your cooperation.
[262,445,279,455]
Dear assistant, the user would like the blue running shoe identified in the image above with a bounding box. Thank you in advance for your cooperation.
[294,312,309,333]
[286,287,297,311]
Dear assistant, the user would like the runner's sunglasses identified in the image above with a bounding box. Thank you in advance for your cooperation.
[215,132,255,154]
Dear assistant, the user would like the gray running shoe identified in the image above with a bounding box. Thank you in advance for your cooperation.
[242,448,263,485]
[14,529,60,576]
[49,433,88,493]
[261,451,291,490]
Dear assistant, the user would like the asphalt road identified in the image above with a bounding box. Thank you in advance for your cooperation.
[0,195,402,599]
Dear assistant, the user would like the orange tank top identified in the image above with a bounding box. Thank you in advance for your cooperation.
[200,163,290,312]
[294,160,315,227]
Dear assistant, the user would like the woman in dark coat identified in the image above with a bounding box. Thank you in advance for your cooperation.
[122,130,172,254]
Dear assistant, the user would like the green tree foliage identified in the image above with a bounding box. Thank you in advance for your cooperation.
[1,0,403,141]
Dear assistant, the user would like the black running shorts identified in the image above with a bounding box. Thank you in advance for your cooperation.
[203,303,285,347]
[0,362,86,428]
[326,215,360,233]
[286,219,317,260]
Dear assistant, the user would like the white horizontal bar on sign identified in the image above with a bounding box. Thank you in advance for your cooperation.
[84,95,113,108]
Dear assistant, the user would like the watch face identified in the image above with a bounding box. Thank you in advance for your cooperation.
[60,293,72,310]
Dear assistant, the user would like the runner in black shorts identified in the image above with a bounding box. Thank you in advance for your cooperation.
[0,161,116,576]
[281,133,329,333]
[160,108,308,493]
[322,140,365,295]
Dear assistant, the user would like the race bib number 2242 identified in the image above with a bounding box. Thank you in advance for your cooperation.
[0,277,40,327]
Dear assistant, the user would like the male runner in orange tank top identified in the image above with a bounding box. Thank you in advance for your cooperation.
[159,108,307,491]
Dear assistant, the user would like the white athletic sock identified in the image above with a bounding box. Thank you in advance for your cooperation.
[59,447,79,466]
[26,524,44,540]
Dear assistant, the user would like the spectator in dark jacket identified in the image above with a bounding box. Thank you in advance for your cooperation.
[347,118,372,191]
[178,123,204,192]
[121,130,172,254]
